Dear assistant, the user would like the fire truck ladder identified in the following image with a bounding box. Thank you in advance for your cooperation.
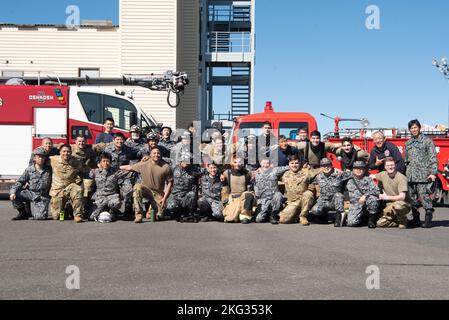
[0,70,189,108]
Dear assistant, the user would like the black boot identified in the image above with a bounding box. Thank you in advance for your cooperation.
[423,210,433,228]
[368,214,377,229]
[334,211,342,227]
[410,208,421,228]
[270,211,279,225]
[12,207,28,221]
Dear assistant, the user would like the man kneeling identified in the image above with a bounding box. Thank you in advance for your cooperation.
[10,149,51,220]
[372,157,411,229]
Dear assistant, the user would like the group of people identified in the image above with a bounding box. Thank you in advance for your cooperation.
[9,117,439,229]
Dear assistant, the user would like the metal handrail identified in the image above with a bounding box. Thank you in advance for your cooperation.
[208,31,251,53]
[208,6,250,22]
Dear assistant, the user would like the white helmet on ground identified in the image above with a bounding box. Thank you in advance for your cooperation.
[97,211,112,223]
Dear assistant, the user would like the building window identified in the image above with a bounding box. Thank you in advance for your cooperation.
[1,70,24,78]
[79,68,100,78]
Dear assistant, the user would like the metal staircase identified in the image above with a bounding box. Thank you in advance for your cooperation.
[209,32,230,52]
[231,66,250,117]
[232,5,251,22]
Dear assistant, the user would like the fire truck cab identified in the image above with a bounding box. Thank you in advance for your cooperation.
[230,101,318,144]
[0,82,159,194]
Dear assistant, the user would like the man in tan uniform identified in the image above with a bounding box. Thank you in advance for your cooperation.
[295,131,341,169]
[69,135,107,201]
[49,144,84,222]
[120,146,173,223]
[372,157,411,229]
[279,154,320,225]
[221,157,255,224]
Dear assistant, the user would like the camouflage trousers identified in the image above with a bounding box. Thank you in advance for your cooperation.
[311,193,344,217]
[133,184,165,217]
[166,191,198,218]
[409,182,433,211]
[347,195,378,227]
[255,192,284,223]
[89,194,122,220]
[198,197,224,219]
[119,176,134,212]
[377,201,411,228]
[50,183,84,219]
[11,190,50,220]
[223,192,255,222]
[279,190,314,224]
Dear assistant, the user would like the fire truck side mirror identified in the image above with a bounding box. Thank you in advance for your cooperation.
[130,112,137,126]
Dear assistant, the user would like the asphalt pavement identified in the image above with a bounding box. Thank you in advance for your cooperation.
[0,201,449,300]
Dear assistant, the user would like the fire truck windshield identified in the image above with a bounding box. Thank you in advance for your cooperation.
[279,122,308,140]
[237,122,266,139]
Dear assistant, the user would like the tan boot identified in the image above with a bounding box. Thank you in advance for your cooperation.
[134,213,143,223]
[74,215,83,223]
[300,216,310,226]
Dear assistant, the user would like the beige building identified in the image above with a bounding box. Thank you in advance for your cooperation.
[0,0,199,129]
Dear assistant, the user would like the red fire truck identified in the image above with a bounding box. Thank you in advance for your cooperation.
[0,71,188,194]
[230,101,449,205]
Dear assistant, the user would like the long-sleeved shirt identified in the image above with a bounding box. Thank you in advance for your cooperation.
[404,134,438,182]
[368,141,405,174]
[10,165,52,197]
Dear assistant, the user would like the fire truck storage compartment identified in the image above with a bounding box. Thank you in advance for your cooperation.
[0,125,33,177]
[34,107,67,138]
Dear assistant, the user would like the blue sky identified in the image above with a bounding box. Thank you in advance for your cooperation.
[1,0,449,134]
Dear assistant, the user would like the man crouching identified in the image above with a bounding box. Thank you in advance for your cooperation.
[372,157,411,229]
[10,149,51,220]
[346,161,380,228]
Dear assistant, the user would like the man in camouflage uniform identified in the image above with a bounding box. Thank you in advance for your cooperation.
[172,131,195,166]
[346,161,380,228]
[311,158,352,227]
[125,125,147,163]
[29,137,60,167]
[68,135,107,210]
[124,125,147,186]
[158,126,176,152]
[198,161,224,222]
[88,152,123,222]
[142,132,171,162]
[49,144,85,222]
[254,159,289,224]
[257,121,279,165]
[235,134,260,172]
[165,153,202,222]
[10,149,52,220]
[103,132,141,215]
[279,154,320,225]
[405,119,438,228]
